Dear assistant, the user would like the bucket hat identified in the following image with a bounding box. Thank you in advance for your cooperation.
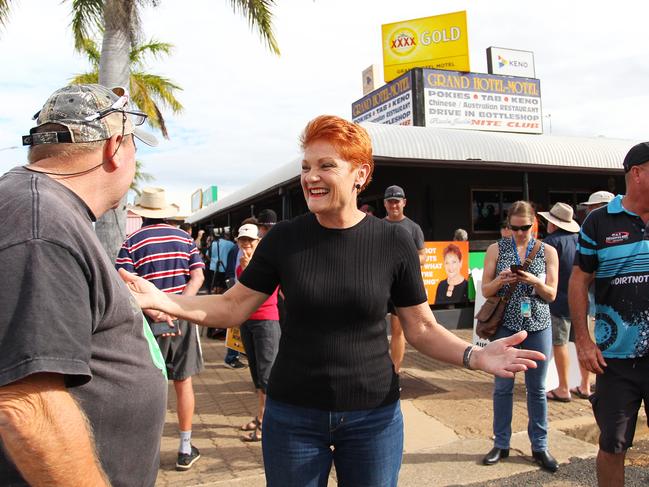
[539,202,580,233]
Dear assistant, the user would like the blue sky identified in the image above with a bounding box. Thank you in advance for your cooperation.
[1,0,648,213]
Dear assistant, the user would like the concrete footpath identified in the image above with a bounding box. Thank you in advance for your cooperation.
[155,330,646,486]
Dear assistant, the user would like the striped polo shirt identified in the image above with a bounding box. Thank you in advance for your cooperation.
[575,195,649,358]
[116,224,204,294]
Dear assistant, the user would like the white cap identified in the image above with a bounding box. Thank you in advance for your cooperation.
[581,191,615,206]
[236,223,259,240]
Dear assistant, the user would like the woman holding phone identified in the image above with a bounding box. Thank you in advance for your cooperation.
[481,200,560,472]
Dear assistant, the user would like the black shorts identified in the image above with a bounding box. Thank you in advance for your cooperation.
[590,356,649,453]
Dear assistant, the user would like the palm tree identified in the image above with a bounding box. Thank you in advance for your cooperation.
[131,160,154,196]
[1,0,280,262]
[70,37,183,139]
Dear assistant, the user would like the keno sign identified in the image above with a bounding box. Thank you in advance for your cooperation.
[487,47,536,78]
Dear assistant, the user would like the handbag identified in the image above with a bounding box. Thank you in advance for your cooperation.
[475,240,541,340]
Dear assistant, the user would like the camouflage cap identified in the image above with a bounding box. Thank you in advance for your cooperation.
[22,84,158,147]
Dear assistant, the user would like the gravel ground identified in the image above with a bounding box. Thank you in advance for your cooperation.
[453,439,649,487]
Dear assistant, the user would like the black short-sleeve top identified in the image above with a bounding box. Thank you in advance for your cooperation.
[239,213,427,411]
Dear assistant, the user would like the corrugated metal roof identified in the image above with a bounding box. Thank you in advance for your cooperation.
[367,123,635,169]
[187,125,636,223]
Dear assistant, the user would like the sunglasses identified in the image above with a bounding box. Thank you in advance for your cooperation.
[84,94,148,126]
[509,224,533,232]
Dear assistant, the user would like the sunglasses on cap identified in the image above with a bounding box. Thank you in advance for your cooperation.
[509,224,533,232]
[84,94,148,126]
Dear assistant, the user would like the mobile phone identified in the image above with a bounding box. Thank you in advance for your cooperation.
[510,264,523,273]
[150,320,179,337]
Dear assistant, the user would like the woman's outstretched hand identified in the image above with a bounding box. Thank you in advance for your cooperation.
[474,330,545,378]
[118,268,166,311]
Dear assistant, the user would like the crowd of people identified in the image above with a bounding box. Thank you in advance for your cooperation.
[0,82,647,487]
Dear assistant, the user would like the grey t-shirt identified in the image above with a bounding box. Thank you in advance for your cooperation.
[0,167,167,487]
[384,216,425,250]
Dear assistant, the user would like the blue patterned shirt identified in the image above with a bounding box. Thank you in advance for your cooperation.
[575,195,649,358]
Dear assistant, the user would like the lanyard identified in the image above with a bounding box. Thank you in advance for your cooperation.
[511,237,535,266]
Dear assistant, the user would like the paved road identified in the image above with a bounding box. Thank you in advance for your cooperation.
[155,329,648,486]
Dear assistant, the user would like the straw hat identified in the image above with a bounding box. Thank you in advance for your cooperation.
[580,190,614,206]
[539,202,580,233]
[128,187,179,219]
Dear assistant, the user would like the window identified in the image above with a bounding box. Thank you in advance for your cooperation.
[547,191,591,223]
[471,189,523,233]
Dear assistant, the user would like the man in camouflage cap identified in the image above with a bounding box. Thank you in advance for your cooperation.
[0,84,166,487]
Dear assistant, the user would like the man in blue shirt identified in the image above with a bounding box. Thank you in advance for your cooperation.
[539,203,579,403]
[570,142,649,487]
[209,231,235,293]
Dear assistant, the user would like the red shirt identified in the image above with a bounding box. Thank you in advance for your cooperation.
[237,265,279,320]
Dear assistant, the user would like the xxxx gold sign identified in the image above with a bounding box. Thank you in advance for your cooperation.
[382,11,470,82]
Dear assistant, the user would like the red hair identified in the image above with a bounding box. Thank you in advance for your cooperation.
[299,115,374,192]
[443,243,463,261]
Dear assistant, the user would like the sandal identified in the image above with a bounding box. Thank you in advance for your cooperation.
[241,416,260,431]
[241,424,262,442]
[546,389,571,402]
[570,386,591,400]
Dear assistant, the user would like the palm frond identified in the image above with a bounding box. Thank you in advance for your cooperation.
[131,72,183,113]
[0,0,12,32]
[69,72,100,85]
[130,75,169,138]
[70,0,104,51]
[229,0,280,55]
[130,39,173,65]
[131,159,155,195]
[77,37,102,67]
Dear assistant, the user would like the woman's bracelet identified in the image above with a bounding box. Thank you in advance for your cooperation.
[463,345,476,370]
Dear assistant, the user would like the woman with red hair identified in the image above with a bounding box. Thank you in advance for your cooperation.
[435,243,469,304]
[120,115,545,486]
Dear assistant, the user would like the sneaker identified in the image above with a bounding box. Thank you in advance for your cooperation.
[224,358,247,369]
[176,445,201,471]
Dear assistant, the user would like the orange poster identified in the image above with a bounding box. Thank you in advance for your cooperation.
[225,327,246,353]
[421,241,470,305]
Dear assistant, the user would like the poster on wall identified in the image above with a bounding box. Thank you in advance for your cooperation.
[422,68,542,134]
[352,71,414,125]
[226,327,245,353]
[421,241,470,305]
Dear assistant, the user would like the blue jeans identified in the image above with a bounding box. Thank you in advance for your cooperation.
[492,326,551,452]
[224,347,239,363]
[262,397,403,487]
